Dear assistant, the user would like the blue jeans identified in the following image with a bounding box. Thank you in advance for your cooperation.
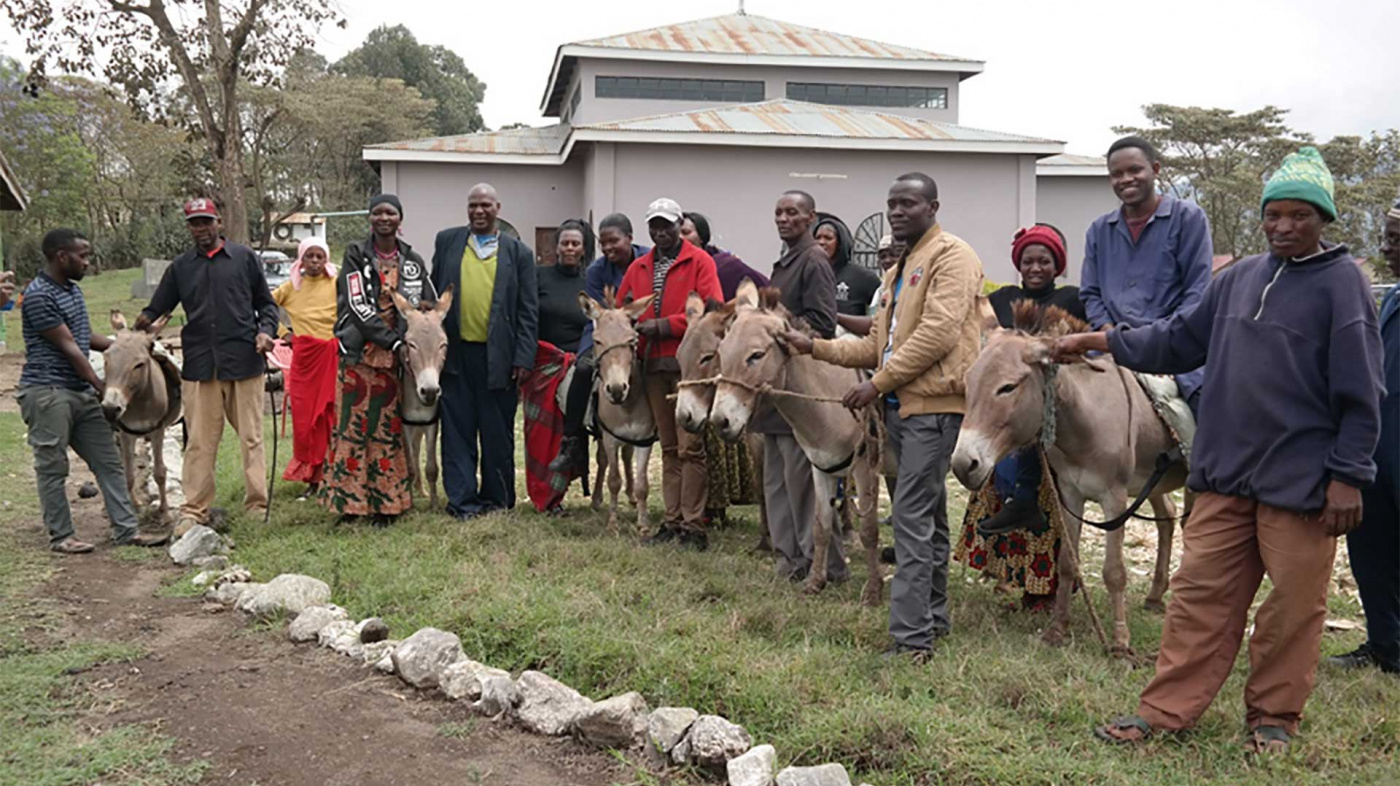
[994,446,1041,504]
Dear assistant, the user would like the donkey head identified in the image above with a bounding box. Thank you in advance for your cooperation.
[391,285,454,407]
[580,289,655,405]
[711,279,794,442]
[674,292,733,434]
[102,309,168,423]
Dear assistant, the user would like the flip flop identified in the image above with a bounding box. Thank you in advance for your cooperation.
[51,538,95,554]
[1245,725,1290,754]
[1094,715,1152,745]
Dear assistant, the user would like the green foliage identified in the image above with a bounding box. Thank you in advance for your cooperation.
[334,25,486,137]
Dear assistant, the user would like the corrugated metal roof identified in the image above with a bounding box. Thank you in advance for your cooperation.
[576,13,973,62]
[578,100,1057,144]
[368,124,570,155]
[1037,153,1105,167]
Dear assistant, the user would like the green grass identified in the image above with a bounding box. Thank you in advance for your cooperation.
[0,412,208,785]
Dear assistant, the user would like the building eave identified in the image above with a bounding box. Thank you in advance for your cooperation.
[363,148,568,166]
[541,44,986,116]
[1036,164,1106,177]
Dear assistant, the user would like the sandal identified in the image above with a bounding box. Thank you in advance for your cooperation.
[1094,715,1153,745]
[51,538,95,554]
[1245,725,1290,754]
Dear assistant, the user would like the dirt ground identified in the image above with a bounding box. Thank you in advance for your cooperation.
[23,467,633,786]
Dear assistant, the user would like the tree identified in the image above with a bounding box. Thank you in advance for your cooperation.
[334,25,485,136]
[1,0,344,243]
[1319,130,1400,277]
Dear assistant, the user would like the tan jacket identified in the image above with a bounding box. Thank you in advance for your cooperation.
[813,224,984,417]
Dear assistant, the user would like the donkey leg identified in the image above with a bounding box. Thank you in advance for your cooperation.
[1044,490,1085,647]
[604,436,623,533]
[1099,494,1133,656]
[591,440,607,512]
[119,434,140,515]
[426,424,440,510]
[632,445,652,534]
[748,434,772,552]
[623,444,636,505]
[151,430,169,524]
[1144,493,1177,613]
[853,458,883,608]
[804,470,839,596]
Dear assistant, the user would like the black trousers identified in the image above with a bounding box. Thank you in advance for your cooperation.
[1350,479,1400,664]
[562,350,594,439]
[441,342,518,516]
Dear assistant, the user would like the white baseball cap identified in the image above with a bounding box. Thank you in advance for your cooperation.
[645,197,684,224]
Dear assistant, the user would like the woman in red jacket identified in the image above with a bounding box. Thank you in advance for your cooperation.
[617,198,723,550]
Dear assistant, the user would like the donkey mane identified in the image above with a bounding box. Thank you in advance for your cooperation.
[1010,301,1091,337]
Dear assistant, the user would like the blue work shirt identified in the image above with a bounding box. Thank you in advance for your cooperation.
[578,244,649,357]
[1081,194,1213,403]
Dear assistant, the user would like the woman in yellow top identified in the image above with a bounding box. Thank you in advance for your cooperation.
[272,237,339,498]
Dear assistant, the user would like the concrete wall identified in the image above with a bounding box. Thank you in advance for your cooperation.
[569,58,961,126]
[605,144,1029,283]
[382,160,585,269]
[1034,175,1119,285]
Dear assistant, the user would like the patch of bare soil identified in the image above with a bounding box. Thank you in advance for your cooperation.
[31,482,633,786]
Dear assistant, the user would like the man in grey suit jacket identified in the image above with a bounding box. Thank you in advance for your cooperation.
[430,183,538,519]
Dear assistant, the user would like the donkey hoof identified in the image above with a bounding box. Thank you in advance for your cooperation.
[1040,627,1067,648]
[801,578,827,596]
[1143,598,1167,614]
[860,582,883,608]
[1109,645,1138,661]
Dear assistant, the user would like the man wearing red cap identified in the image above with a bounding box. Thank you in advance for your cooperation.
[137,198,279,534]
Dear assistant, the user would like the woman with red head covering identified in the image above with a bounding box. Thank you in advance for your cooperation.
[955,223,1086,610]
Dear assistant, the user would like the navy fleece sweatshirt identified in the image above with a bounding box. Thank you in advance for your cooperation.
[1108,244,1383,513]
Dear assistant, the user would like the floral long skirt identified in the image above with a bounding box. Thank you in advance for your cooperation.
[703,423,759,516]
[319,363,412,516]
[954,448,1064,601]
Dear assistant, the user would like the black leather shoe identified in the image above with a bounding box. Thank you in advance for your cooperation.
[645,527,679,546]
[977,496,1046,538]
[548,436,586,476]
[1328,643,1400,674]
[882,642,933,664]
[679,530,709,552]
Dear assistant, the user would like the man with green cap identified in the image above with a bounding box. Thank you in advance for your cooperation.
[1057,147,1384,753]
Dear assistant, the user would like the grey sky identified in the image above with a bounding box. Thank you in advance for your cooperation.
[2,0,1396,153]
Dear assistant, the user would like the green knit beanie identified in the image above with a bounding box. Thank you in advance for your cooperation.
[1261,146,1337,221]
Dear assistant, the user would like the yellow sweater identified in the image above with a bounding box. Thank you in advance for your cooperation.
[459,241,497,342]
[272,275,337,340]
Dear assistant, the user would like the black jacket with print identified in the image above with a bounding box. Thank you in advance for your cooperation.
[334,236,436,364]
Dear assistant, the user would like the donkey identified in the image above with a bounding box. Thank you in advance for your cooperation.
[709,281,883,606]
[950,304,1182,654]
[102,311,182,523]
[577,291,656,534]
[391,286,454,510]
[674,292,768,540]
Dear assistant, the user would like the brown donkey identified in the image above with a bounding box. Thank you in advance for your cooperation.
[950,306,1182,655]
[102,311,182,523]
[578,290,656,533]
[709,281,883,606]
[391,286,454,510]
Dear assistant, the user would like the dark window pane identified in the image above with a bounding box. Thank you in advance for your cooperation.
[596,77,616,97]
[886,87,908,106]
[787,83,804,101]
[659,79,681,98]
[702,80,724,100]
[867,86,887,106]
[681,80,703,99]
[827,85,847,103]
[745,82,764,101]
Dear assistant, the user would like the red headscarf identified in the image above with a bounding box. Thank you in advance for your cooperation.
[1011,225,1067,277]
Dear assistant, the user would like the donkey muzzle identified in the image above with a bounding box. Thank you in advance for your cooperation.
[101,390,127,423]
[950,430,996,491]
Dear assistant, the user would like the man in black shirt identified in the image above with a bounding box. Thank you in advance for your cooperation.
[137,198,278,534]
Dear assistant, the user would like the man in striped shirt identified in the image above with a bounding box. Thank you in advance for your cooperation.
[19,229,165,553]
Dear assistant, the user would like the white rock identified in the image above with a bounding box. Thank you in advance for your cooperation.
[191,554,229,571]
[169,525,225,565]
[317,619,357,648]
[391,628,465,689]
[727,744,777,786]
[775,764,852,786]
[473,675,520,717]
[205,581,259,605]
[191,571,214,587]
[330,627,364,659]
[360,640,397,666]
[288,605,349,643]
[235,574,331,618]
[373,653,396,674]
[514,670,594,736]
[675,715,752,770]
[441,659,510,701]
[647,707,699,756]
[573,692,649,749]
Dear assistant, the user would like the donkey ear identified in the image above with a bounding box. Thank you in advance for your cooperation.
[735,278,759,311]
[110,309,128,331]
[433,284,454,320]
[684,292,705,325]
[1020,339,1054,368]
[390,289,413,315]
[623,293,656,321]
[578,292,603,321]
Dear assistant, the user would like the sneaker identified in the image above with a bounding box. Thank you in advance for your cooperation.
[977,496,1046,538]
[371,514,394,529]
[548,436,586,476]
[678,530,709,552]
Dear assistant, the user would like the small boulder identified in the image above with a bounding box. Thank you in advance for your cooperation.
[235,574,331,618]
[573,692,649,749]
[329,626,365,659]
[647,707,699,758]
[473,675,519,717]
[78,480,99,499]
[169,525,224,565]
[674,715,751,770]
[191,571,215,587]
[317,619,357,648]
[359,617,390,643]
[727,744,777,786]
[373,653,396,674]
[441,659,510,702]
[514,671,594,736]
[205,581,258,605]
[359,639,396,665]
[191,554,229,571]
[288,605,349,643]
[391,628,465,689]
[775,764,852,786]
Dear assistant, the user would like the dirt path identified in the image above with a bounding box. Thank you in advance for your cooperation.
[32,484,633,786]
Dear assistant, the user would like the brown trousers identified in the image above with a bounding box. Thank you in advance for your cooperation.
[1138,491,1336,734]
[180,376,268,527]
[644,370,707,531]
